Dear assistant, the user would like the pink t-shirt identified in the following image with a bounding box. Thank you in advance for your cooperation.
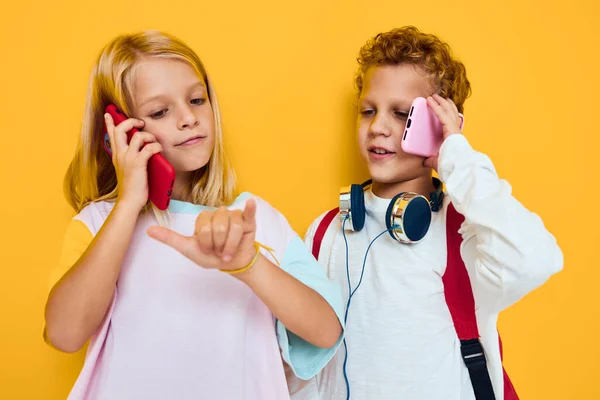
[48,193,344,400]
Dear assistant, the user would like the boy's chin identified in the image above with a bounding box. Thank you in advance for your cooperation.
[368,165,406,183]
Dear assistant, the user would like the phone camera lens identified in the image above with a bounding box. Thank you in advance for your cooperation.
[407,119,412,128]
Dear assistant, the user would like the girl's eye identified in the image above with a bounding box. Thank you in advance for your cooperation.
[191,98,206,105]
[150,109,167,119]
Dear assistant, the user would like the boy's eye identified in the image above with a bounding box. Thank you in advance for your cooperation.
[191,98,206,105]
[150,109,167,119]
[394,111,409,119]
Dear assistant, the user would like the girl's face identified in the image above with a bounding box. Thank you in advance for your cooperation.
[131,58,215,177]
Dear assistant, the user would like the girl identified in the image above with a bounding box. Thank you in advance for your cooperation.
[44,31,344,400]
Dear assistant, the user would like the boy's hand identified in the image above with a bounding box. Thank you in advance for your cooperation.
[423,94,463,171]
[147,199,258,272]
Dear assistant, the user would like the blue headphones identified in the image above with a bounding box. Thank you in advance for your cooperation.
[339,177,445,243]
[338,178,445,400]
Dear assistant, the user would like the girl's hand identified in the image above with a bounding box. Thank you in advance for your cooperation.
[423,94,464,171]
[104,113,162,212]
[147,199,258,272]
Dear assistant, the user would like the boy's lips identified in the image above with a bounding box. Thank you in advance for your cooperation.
[368,145,395,161]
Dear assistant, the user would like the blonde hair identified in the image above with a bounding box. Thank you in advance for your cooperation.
[64,31,236,221]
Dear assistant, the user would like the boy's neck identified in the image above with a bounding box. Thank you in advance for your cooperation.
[370,175,437,200]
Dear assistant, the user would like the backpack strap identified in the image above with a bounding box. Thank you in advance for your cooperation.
[311,207,339,260]
[444,203,519,400]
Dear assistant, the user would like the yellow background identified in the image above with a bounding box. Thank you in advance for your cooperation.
[1,0,598,398]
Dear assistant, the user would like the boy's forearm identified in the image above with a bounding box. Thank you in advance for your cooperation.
[439,135,563,304]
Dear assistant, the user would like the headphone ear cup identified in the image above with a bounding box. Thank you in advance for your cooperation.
[403,197,431,242]
[386,193,404,240]
[386,193,432,243]
[350,184,366,231]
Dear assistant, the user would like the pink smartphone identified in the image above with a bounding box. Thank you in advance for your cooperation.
[401,97,464,157]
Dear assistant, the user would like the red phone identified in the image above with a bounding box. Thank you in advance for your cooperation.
[103,104,175,210]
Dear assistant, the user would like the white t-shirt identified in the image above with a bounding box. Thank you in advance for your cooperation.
[287,134,563,400]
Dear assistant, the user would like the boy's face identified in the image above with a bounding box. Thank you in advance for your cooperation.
[357,64,435,188]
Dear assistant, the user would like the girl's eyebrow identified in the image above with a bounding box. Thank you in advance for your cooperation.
[139,82,206,108]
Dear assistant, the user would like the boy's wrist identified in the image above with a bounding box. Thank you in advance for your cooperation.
[438,134,471,181]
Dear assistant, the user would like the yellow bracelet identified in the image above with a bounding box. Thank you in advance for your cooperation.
[221,241,279,275]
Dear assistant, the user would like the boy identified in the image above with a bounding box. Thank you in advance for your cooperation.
[286,26,563,400]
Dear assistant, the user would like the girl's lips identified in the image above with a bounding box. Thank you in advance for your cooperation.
[177,136,206,146]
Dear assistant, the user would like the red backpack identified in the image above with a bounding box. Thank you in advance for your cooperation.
[311,203,519,400]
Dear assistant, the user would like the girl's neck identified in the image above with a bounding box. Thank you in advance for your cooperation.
[171,172,193,202]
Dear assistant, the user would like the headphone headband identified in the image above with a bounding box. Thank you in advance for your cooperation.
[351,178,444,210]
[430,177,444,212]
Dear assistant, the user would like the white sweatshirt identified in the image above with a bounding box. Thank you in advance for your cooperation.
[286,134,563,400]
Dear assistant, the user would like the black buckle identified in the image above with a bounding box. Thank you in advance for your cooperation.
[460,339,487,371]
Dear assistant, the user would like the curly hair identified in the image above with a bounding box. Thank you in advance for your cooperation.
[355,26,471,113]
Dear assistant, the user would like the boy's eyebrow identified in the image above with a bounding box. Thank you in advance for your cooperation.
[358,97,413,112]
[393,98,413,110]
